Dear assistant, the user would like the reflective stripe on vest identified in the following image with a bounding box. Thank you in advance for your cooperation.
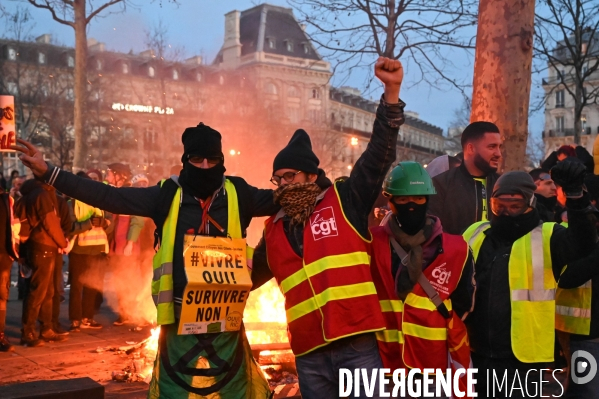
[556,277,592,335]
[463,221,556,363]
[152,179,241,325]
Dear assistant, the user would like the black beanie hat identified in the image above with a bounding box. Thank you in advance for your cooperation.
[273,129,320,174]
[107,162,132,178]
[492,171,537,203]
[180,122,223,162]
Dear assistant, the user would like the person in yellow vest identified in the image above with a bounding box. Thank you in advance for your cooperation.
[251,57,405,399]
[11,124,278,399]
[369,162,475,397]
[67,172,114,331]
[463,161,598,398]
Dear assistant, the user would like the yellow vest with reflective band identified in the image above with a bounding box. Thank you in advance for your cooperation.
[463,221,557,363]
[554,222,592,335]
[73,200,109,252]
[152,179,244,325]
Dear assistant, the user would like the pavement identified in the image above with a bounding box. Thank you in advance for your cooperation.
[0,261,151,398]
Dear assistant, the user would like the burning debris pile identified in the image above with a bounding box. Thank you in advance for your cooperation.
[95,327,160,384]
[258,350,298,388]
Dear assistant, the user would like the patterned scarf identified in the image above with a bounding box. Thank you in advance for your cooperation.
[273,182,322,226]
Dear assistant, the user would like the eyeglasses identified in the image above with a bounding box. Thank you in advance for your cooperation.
[271,170,302,186]
[188,155,223,166]
[383,193,427,205]
[490,197,530,216]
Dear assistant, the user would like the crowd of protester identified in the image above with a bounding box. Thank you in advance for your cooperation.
[1,56,598,399]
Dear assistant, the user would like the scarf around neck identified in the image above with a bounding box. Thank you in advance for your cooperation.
[273,182,322,226]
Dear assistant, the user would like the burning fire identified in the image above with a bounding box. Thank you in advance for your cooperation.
[140,326,161,378]
[244,279,289,345]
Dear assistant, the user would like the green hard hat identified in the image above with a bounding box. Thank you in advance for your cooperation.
[382,161,436,196]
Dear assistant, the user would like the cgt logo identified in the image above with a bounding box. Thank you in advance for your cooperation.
[432,263,451,285]
[310,206,338,241]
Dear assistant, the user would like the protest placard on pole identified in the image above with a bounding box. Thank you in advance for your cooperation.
[0,96,16,151]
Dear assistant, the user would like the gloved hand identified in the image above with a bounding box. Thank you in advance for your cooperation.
[551,160,587,197]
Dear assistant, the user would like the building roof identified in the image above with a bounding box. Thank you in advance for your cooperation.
[239,4,321,61]
[329,87,444,136]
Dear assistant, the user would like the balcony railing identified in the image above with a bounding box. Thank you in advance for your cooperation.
[543,127,594,137]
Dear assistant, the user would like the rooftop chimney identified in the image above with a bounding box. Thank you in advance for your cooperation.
[36,34,51,44]
[140,49,155,59]
[221,10,241,69]
[87,38,105,52]
[185,55,203,65]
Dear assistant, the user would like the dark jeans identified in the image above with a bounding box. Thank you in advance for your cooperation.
[0,254,12,332]
[472,351,549,399]
[51,253,64,326]
[69,253,106,321]
[294,333,383,399]
[23,247,56,336]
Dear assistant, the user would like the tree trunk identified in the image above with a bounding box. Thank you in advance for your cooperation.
[470,0,535,171]
[574,81,582,144]
[72,0,88,172]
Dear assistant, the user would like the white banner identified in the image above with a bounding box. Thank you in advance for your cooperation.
[0,95,16,152]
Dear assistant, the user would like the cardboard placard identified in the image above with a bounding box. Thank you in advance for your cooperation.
[0,96,16,151]
[178,235,252,335]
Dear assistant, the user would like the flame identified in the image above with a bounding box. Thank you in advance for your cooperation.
[244,279,289,345]
[140,326,161,379]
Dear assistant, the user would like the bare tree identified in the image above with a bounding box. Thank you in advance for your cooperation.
[470,0,536,171]
[534,0,599,144]
[526,131,546,168]
[26,0,128,171]
[289,0,477,94]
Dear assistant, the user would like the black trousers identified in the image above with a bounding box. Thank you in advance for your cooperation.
[23,246,56,336]
[68,253,106,321]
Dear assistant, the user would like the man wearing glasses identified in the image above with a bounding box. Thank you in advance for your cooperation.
[11,123,277,398]
[251,57,405,399]
[529,168,558,223]
[463,161,598,397]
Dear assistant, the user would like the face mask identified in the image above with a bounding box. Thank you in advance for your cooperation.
[179,162,226,200]
[473,152,498,176]
[535,194,557,211]
[490,208,539,241]
[392,201,428,235]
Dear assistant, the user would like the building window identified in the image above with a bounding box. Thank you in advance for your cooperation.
[144,127,156,151]
[287,86,299,97]
[555,90,564,108]
[267,37,276,49]
[219,75,224,85]
[196,72,203,82]
[302,43,310,54]
[309,109,320,122]
[172,70,178,80]
[96,59,102,71]
[7,47,16,61]
[265,82,277,95]
[67,56,74,67]
[312,88,320,99]
[38,52,46,64]
[148,66,155,77]
[122,63,129,74]
[7,82,18,95]
[555,116,565,132]
[66,88,74,101]
[285,40,293,52]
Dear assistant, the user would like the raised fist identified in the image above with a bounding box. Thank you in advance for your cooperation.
[375,57,403,88]
[551,159,587,197]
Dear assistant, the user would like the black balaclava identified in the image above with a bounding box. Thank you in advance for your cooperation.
[391,199,428,235]
[178,123,226,200]
[535,193,558,212]
[490,209,540,242]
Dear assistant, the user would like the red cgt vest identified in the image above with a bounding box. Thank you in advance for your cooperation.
[370,226,469,370]
[265,185,385,356]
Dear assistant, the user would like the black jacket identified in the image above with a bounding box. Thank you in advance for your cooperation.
[429,163,500,235]
[251,96,406,289]
[41,169,279,300]
[466,198,597,359]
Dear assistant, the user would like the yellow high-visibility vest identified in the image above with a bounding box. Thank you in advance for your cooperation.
[152,179,243,325]
[73,200,109,253]
[554,222,592,335]
[463,221,556,363]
